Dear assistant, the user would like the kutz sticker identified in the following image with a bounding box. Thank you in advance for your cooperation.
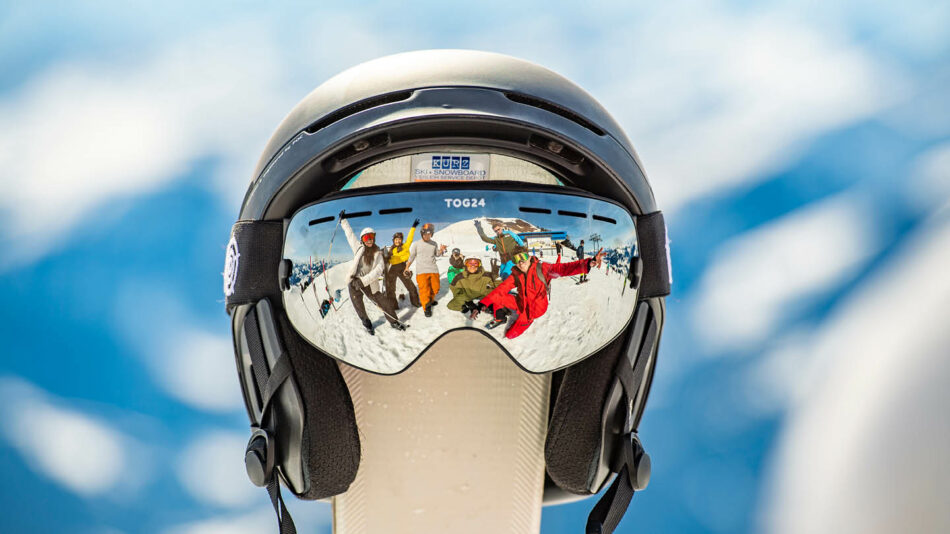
[410,153,490,182]
[444,197,487,208]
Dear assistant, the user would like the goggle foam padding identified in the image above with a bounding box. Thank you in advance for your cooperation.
[544,332,627,494]
[636,211,671,299]
[276,312,362,500]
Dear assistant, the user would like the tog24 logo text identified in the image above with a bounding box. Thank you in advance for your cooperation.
[444,198,486,208]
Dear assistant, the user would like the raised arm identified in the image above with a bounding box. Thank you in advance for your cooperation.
[474,220,494,244]
[340,216,360,253]
[546,258,592,278]
[503,229,525,247]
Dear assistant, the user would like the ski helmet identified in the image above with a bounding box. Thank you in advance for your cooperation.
[359,227,375,242]
[225,50,670,534]
[421,223,435,234]
[392,231,404,241]
[452,247,461,256]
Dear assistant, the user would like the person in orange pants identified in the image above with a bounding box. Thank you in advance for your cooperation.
[406,222,446,317]
[416,272,440,310]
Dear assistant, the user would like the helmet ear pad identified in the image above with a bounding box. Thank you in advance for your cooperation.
[275,312,362,500]
[544,332,628,494]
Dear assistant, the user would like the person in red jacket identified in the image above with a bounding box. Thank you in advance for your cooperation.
[475,249,606,339]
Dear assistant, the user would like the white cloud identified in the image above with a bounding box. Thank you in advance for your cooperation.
[0,2,907,267]
[588,6,900,212]
[0,377,135,496]
[740,329,816,418]
[176,430,259,508]
[909,141,950,212]
[761,213,950,534]
[157,329,244,413]
[0,20,296,267]
[112,282,244,414]
[692,193,878,351]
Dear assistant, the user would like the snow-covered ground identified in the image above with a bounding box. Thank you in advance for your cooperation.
[284,217,638,374]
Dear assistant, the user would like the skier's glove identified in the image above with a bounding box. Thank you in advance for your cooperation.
[493,307,510,322]
[466,301,491,320]
[339,209,346,218]
[460,300,478,316]
[412,218,420,228]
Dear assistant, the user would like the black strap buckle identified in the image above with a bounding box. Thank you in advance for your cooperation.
[242,301,298,534]
[586,433,651,534]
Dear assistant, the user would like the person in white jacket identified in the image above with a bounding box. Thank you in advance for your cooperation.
[341,215,407,334]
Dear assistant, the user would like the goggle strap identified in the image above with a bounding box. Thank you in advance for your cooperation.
[634,211,671,299]
[585,460,636,534]
[243,305,299,534]
[222,209,672,312]
[586,308,657,534]
[224,220,284,311]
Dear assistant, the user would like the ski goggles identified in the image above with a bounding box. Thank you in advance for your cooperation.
[360,233,376,243]
[281,188,641,374]
[512,251,531,264]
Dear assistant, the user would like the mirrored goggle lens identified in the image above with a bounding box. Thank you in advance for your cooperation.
[361,233,376,243]
[282,189,640,374]
[465,258,481,267]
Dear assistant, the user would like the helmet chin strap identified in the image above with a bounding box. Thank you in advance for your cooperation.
[334,330,551,534]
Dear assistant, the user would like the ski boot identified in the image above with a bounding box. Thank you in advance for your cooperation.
[362,318,375,335]
[484,308,510,330]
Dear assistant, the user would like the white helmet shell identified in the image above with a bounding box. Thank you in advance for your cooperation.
[360,227,376,239]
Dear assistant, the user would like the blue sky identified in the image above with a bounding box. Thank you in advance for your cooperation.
[0,2,948,533]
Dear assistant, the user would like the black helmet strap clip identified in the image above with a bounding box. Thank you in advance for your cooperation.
[241,301,298,534]
[586,301,658,533]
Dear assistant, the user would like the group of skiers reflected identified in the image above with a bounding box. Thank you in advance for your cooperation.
[338,215,606,339]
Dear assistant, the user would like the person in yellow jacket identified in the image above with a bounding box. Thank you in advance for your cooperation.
[384,218,422,308]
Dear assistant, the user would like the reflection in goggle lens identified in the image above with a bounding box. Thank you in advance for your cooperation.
[282,189,640,375]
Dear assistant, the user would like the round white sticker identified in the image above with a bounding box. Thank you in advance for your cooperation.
[223,235,240,297]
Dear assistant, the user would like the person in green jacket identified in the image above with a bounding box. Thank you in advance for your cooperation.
[474,219,526,280]
[384,219,422,308]
[447,257,499,312]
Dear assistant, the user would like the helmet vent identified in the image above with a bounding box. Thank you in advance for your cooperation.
[504,92,605,136]
[325,133,392,171]
[305,91,414,134]
[528,134,585,165]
